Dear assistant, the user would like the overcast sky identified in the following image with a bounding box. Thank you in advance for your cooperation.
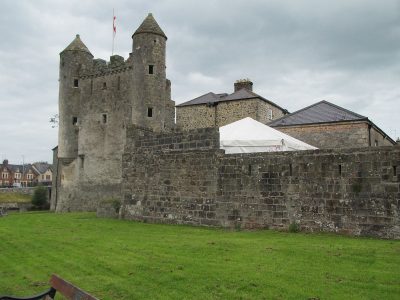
[1,0,399,164]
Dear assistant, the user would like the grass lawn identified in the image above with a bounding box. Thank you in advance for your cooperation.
[0,192,31,203]
[0,212,399,299]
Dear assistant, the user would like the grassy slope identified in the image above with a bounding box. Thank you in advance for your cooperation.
[0,212,399,300]
[0,192,31,203]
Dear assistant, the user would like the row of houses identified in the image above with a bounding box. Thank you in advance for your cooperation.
[0,159,53,187]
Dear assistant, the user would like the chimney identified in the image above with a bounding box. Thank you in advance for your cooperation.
[234,79,253,92]
[3,159,8,166]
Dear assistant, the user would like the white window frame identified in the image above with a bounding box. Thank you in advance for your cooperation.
[268,109,273,120]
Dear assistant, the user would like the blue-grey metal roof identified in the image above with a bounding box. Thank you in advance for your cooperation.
[268,100,367,126]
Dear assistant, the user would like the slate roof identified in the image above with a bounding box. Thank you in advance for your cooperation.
[33,162,52,174]
[176,88,287,112]
[61,34,93,56]
[268,100,367,127]
[133,13,167,39]
[0,163,38,175]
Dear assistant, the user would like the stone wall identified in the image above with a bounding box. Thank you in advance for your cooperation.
[273,121,394,149]
[370,126,394,147]
[120,126,400,239]
[176,99,285,130]
[274,122,367,149]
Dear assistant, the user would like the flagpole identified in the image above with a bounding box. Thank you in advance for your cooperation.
[112,8,115,56]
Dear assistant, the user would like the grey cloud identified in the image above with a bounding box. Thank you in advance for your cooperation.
[0,0,399,163]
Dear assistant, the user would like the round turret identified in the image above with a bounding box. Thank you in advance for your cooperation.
[131,13,169,131]
[58,34,93,158]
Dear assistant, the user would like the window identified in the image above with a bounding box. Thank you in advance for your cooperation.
[79,155,85,169]
[90,79,93,94]
[268,109,273,120]
[72,117,78,125]
[46,175,51,180]
[103,82,107,89]
[148,65,154,74]
[2,172,8,179]
[14,173,21,179]
[374,140,378,147]
[73,79,79,88]
[117,76,121,90]
[27,174,33,180]
[41,175,45,180]
[147,107,153,117]
[102,114,107,124]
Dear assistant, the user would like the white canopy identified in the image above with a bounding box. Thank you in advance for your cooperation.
[219,117,318,154]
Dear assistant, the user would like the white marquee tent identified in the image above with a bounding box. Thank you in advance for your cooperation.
[219,117,318,154]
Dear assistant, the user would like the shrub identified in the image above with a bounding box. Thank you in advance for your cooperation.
[100,198,121,214]
[31,186,48,208]
[111,199,121,214]
[289,222,300,233]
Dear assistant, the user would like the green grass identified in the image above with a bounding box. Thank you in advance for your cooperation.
[0,192,31,203]
[0,212,399,299]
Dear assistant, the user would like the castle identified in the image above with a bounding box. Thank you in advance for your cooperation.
[52,14,175,211]
[52,14,399,239]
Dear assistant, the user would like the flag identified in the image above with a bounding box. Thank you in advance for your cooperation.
[113,15,116,36]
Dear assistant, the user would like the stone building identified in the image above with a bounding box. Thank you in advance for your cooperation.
[176,79,288,130]
[268,100,395,148]
[52,13,399,239]
[176,80,395,149]
[52,14,175,211]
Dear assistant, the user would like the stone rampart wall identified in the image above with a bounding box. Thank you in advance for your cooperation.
[120,127,400,239]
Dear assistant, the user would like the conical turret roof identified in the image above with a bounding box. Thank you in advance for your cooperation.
[61,34,93,55]
[133,13,167,39]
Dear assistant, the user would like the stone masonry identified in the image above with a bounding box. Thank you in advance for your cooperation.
[275,122,394,149]
[176,80,286,130]
[119,126,400,239]
[176,98,285,130]
[53,14,175,211]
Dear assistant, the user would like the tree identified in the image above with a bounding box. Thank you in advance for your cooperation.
[49,114,59,128]
[31,186,48,209]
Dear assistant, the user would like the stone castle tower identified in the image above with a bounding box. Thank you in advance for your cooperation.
[53,14,175,211]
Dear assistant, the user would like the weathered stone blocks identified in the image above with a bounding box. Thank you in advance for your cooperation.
[119,126,400,239]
